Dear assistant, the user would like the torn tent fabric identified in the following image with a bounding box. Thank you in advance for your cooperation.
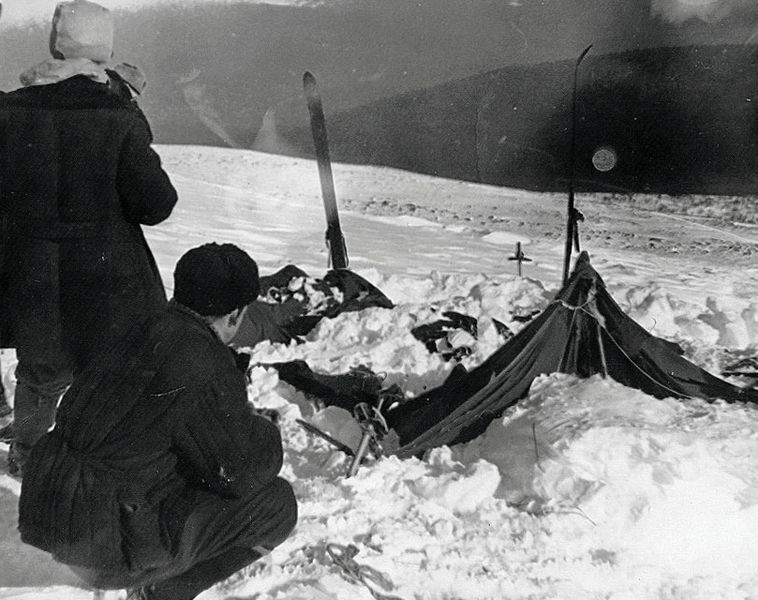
[388,252,758,459]
[264,307,512,413]
[264,360,395,413]
[722,356,758,378]
[231,265,394,348]
[411,310,514,361]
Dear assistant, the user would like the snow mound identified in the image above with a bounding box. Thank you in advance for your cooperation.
[463,373,758,583]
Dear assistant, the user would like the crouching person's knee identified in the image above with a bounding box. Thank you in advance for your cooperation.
[245,476,297,555]
[262,477,298,551]
[67,564,145,591]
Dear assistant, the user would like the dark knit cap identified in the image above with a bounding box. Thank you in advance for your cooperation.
[173,243,260,317]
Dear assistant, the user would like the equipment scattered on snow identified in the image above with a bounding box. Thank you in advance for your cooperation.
[232,265,394,348]
[266,253,758,467]
[386,251,758,458]
[411,310,513,361]
[296,419,357,456]
[325,543,404,600]
[272,360,396,413]
[347,401,390,477]
[722,356,758,378]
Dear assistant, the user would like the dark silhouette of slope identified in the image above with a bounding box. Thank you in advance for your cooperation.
[1,3,754,194]
[3,1,596,145]
[279,44,758,195]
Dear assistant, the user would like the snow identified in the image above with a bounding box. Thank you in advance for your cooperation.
[2,145,758,599]
[480,231,531,246]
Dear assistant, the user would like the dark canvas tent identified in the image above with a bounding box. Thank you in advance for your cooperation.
[231,265,394,348]
[388,252,758,458]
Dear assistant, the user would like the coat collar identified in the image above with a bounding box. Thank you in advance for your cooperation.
[20,57,110,88]
[168,300,225,345]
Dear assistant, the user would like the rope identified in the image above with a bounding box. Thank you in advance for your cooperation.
[557,293,697,400]
[398,286,702,457]
[556,303,581,373]
[554,284,607,379]
[326,543,405,600]
[598,325,696,400]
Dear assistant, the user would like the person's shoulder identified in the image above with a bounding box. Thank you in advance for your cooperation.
[0,85,34,106]
[150,305,230,372]
[1,76,134,111]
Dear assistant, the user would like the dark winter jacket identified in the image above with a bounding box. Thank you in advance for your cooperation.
[0,75,177,363]
[18,302,284,572]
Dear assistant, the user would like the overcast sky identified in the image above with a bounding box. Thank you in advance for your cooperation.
[2,0,756,28]
[0,0,303,26]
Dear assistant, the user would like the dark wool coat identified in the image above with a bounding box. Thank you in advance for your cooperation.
[19,302,284,572]
[0,75,177,365]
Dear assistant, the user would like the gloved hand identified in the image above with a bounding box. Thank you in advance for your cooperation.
[229,347,251,374]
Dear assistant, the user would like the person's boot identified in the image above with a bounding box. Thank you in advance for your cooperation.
[147,547,264,600]
[7,441,27,479]
[0,421,14,443]
[126,584,156,600]
[0,384,11,419]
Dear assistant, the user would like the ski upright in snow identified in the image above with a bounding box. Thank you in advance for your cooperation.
[303,71,349,270]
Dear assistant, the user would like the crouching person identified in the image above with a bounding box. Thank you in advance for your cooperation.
[18,243,298,600]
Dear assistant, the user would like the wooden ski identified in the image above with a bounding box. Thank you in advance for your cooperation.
[562,44,593,285]
[303,71,349,270]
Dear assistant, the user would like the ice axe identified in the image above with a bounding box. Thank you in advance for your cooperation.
[347,400,389,477]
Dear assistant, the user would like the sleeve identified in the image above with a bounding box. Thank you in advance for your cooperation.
[171,365,284,498]
[116,115,178,226]
[230,301,298,348]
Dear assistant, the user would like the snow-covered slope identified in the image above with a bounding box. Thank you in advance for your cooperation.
[1,145,757,599]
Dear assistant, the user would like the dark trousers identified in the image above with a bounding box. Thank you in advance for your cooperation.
[71,477,298,600]
[11,352,73,467]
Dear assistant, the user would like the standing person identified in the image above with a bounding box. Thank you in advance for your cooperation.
[0,2,10,430]
[0,0,177,475]
[18,243,298,600]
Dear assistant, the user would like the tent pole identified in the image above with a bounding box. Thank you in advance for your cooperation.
[562,44,593,286]
[597,322,608,378]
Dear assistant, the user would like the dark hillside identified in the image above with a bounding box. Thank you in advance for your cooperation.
[2,0,612,147]
[1,3,755,194]
[277,44,758,196]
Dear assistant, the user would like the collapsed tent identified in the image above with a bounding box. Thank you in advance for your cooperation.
[232,265,394,348]
[411,310,513,361]
[387,252,758,459]
[266,313,511,410]
[262,360,403,413]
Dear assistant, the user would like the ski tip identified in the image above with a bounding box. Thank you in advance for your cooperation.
[303,71,315,85]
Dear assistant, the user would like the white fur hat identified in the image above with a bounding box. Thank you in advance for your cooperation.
[50,0,114,63]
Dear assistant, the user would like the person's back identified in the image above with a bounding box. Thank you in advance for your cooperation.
[20,304,286,570]
[0,0,178,474]
[1,75,174,360]
[0,52,176,368]
[19,243,297,600]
